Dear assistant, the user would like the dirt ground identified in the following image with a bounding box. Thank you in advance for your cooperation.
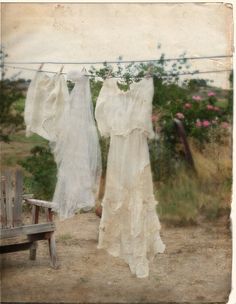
[1,212,232,303]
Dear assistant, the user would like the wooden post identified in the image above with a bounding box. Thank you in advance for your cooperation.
[5,171,14,228]
[46,208,59,269]
[29,205,39,260]
[13,170,23,227]
[0,173,7,228]
[48,231,59,269]
[174,118,196,172]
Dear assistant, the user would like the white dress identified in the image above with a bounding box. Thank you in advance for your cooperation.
[95,77,165,278]
[24,71,68,141]
[51,70,102,219]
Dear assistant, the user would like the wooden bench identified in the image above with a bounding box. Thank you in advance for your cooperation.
[0,169,59,269]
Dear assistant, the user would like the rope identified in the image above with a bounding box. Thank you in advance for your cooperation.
[3,64,232,78]
[3,54,233,65]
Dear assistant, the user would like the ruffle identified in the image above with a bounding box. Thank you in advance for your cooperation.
[109,126,155,140]
[98,165,165,278]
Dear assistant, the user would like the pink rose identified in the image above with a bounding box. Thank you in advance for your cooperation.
[221,122,229,129]
[176,112,185,120]
[192,95,202,101]
[195,120,202,128]
[206,104,214,110]
[211,120,217,125]
[202,120,211,127]
[184,103,192,109]
[208,91,216,97]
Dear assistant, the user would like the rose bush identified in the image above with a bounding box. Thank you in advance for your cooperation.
[154,90,230,144]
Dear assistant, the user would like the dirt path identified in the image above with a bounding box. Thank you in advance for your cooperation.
[1,212,232,303]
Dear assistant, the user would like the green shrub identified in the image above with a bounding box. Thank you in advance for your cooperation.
[155,91,230,145]
[149,138,178,182]
[19,145,57,200]
[156,168,199,225]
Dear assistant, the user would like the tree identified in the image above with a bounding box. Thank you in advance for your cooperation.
[187,79,208,91]
[0,49,25,142]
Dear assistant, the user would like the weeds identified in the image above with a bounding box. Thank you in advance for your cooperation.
[156,136,232,224]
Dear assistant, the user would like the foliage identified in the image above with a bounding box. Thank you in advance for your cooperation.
[0,79,25,142]
[19,145,57,200]
[99,137,110,177]
[156,135,232,224]
[0,49,29,142]
[155,90,230,146]
[187,78,209,91]
[149,137,178,182]
[156,167,199,225]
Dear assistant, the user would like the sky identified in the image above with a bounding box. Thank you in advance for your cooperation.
[1,2,233,88]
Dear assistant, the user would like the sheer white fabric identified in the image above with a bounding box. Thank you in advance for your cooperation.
[24,72,68,141]
[95,77,165,278]
[51,70,102,219]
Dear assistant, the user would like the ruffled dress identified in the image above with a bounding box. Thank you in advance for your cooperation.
[95,77,165,278]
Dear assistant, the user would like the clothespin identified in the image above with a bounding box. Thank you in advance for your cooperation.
[106,67,113,79]
[145,64,154,78]
[59,65,64,74]
[38,63,44,71]
[81,66,88,76]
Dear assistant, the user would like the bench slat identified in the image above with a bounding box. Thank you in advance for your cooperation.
[1,222,56,239]
[25,198,57,209]
[0,172,7,228]
[0,241,33,254]
[13,170,23,227]
[5,171,14,228]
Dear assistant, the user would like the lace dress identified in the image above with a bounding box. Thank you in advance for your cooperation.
[51,70,102,219]
[95,77,165,278]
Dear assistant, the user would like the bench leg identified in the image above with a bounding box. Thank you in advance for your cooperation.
[29,241,38,260]
[48,232,59,269]
[29,205,39,260]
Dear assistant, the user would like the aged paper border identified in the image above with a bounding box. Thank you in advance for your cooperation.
[1,0,235,303]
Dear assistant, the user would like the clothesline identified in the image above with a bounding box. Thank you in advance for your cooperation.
[3,54,233,65]
[3,64,233,79]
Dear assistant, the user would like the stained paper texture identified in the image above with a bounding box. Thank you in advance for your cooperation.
[1,2,234,303]
[1,3,233,88]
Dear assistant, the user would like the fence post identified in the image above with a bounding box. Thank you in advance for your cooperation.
[173,118,196,172]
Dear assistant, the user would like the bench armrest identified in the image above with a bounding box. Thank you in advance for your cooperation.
[24,198,57,209]
[22,194,34,199]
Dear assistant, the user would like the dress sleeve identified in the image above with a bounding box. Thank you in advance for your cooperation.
[95,81,111,138]
[42,75,68,141]
[141,78,155,139]
[24,72,39,137]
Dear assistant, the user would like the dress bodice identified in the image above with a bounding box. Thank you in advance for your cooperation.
[95,77,155,139]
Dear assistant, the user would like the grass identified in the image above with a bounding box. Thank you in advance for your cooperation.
[156,133,232,224]
[1,132,48,169]
[156,170,199,225]
[215,99,228,109]
[58,233,73,242]
[13,98,25,114]
[9,132,48,144]
[2,125,232,226]
[57,233,81,246]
